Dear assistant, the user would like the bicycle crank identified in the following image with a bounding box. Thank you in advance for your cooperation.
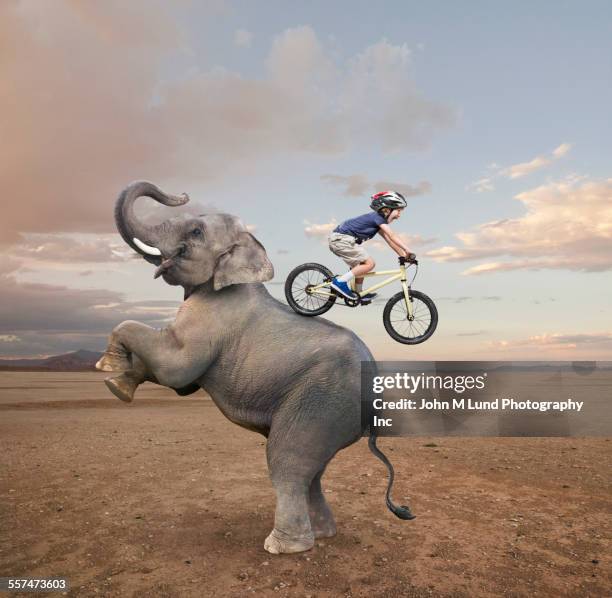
[343,296,360,307]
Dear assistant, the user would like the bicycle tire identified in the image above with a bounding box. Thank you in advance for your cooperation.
[285,263,337,316]
[383,290,438,344]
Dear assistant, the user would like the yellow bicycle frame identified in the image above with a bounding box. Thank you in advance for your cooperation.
[308,264,414,318]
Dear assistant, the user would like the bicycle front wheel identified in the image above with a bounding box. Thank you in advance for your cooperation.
[285,263,337,316]
[383,290,438,344]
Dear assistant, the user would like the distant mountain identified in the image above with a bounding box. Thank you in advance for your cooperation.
[0,350,103,371]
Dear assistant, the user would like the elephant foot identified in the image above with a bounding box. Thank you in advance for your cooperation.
[104,373,138,403]
[309,496,337,538]
[311,518,337,539]
[264,528,314,554]
[96,348,131,372]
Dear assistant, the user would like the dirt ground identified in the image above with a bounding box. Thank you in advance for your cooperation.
[1,372,610,597]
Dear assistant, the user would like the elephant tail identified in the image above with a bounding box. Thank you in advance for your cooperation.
[368,434,416,520]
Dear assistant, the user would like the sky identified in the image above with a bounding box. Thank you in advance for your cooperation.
[1,0,611,360]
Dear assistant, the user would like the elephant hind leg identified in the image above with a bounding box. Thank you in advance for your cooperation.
[309,468,336,539]
[264,389,358,554]
[264,480,314,554]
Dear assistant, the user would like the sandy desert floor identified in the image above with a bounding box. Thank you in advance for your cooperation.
[1,372,610,597]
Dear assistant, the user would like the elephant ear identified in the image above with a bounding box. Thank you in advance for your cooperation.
[213,232,274,291]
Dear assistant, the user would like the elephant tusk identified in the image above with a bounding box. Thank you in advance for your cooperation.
[133,237,161,256]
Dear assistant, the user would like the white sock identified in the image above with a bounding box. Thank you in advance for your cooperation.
[355,281,363,292]
[338,271,354,283]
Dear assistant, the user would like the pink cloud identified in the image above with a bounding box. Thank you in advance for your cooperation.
[428,178,612,273]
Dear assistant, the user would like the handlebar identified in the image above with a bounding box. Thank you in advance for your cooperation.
[399,255,418,266]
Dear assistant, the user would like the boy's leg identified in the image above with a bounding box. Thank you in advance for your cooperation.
[351,258,375,278]
[328,234,368,299]
[352,258,377,301]
[333,259,375,299]
[351,258,375,287]
[331,268,357,299]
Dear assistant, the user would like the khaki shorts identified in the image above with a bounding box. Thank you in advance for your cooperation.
[328,232,369,267]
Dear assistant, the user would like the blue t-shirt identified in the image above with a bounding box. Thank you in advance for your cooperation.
[334,212,387,242]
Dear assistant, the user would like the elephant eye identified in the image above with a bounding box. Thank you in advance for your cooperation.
[191,228,202,237]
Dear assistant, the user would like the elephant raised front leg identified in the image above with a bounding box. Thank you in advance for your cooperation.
[96,333,143,402]
[96,319,210,402]
[98,350,201,402]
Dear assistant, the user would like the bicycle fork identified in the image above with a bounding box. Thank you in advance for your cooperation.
[400,264,414,320]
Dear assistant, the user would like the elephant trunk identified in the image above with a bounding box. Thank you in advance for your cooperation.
[114,181,189,259]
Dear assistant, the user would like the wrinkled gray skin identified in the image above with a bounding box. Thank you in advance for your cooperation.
[97,181,395,554]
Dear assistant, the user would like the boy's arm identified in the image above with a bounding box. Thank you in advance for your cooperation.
[380,231,406,256]
[378,224,412,257]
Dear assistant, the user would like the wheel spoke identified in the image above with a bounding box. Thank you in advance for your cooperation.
[387,296,433,340]
[286,265,337,315]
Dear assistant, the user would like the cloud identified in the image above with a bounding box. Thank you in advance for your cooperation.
[0,278,177,333]
[304,220,338,239]
[0,331,109,359]
[2,6,453,242]
[368,232,436,251]
[488,332,612,352]
[428,178,612,274]
[468,143,572,192]
[552,143,572,158]
[234,28,253,47]
[322,174,431,198]
[470,177,495,193]
[503,155,551,179]
[342,40,455,152]
[167,29,453,164]
[321,174,370,197]
[0,258,24,277]
[0,263,179,356]
[8,233,129,263]
[376,180,432,197]
[0,0,188,242]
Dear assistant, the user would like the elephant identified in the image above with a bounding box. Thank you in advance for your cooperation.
[96,181,415,554]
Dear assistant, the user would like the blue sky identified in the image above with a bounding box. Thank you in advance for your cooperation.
[1,0,611,359]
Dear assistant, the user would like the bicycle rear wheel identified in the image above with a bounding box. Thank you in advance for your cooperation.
[285,263,337,316]
[383,290,438,344]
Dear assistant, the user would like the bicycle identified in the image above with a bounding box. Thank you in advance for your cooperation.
[285,256,438,345]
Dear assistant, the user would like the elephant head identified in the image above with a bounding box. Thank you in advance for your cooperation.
[115,181,274,290]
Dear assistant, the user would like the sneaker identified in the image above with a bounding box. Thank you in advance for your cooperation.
[331,277,357,299]
[360,292,378,304]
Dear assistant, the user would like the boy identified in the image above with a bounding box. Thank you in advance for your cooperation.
[328,190,415,302]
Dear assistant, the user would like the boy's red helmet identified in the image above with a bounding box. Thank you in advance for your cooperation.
[370,190,407,212]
